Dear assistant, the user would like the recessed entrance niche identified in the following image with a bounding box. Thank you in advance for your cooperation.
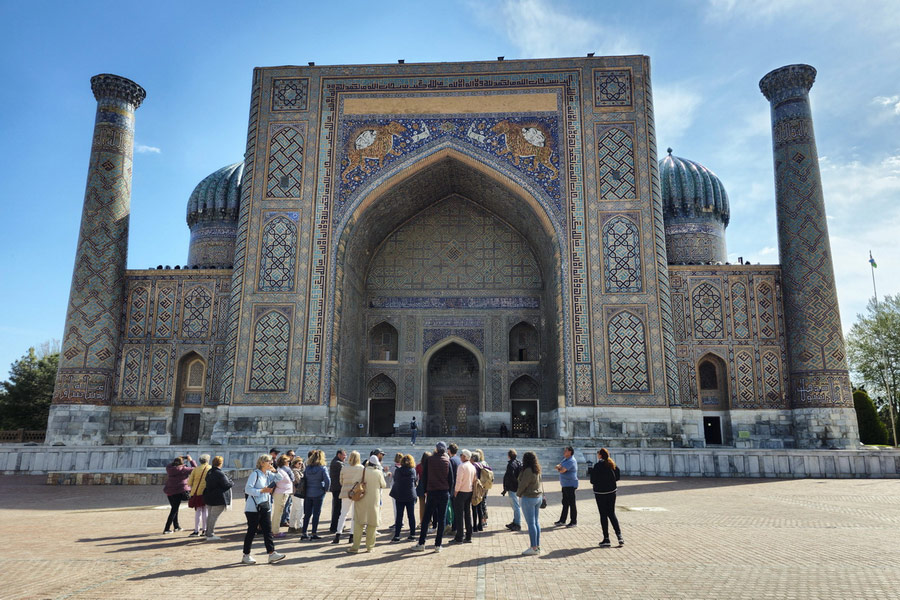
[175,351,205,444]
[427,342,480,436]
[698,353,729,445]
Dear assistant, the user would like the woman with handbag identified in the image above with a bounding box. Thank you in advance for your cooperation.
[301,449,331,540]
[288,457,305,534]
[203,456,233,540]
[347,455,387,553]
[591,448,624,547]
[242,453,286,565]
[271,454,294,538]
[163,455,195,534]
[333,451,361,544]
[516,451,543,556]
[186,454,212,536]
[389,454,418,542]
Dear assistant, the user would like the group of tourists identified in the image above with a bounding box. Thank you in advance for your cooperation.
[162,441,624,564]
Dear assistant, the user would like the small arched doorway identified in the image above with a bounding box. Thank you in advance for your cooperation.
[175,352,205,444]
[697,354,729,445]
[426,341,481,436]
[367,374,396,436]
[510,375,539,438]
[509,321,539,362]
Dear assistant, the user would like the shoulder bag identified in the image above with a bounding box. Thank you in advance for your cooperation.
[539,475,547,509]
[348,467,367,501]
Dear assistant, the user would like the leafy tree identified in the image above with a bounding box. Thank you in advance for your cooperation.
[0,344,59,430]
[847,295,900,446]
[853,388,888,445]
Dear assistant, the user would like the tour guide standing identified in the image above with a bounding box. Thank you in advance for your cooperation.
[413,441,454,552]
[328,448,346,534]
[554,446,578,527]
[410,416,418,445]
[501,448,523,531]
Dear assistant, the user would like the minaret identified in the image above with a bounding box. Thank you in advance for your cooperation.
[759,64,859,448]
[46,74,145,445]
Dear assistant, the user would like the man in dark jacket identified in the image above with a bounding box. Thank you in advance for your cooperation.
[412,441,454,552]
[501,449,523,531]
[328,449,346,534]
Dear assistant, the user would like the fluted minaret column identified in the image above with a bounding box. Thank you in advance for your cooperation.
[46,74,146,445]
[759,64,858,448]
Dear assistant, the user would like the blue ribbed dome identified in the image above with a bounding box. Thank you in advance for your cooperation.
[659,150,729,227]
[186,162,243,227]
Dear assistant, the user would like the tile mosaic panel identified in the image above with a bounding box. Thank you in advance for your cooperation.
[181,286,213,339]
[691,282,725,340]
[266,124,304,198]
[127,286,149,338]
[734,349,755,408]
[730,282,750,339]
[248,308,292,392]
[601,214,642,293]
[271,78,309,111]
[596,124,636,199]
[605,308,650,393]
[258,213,299,292]
[593,68,633,108]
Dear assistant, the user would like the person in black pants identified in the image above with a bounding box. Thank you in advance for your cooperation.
[554,446,578,527]
[412,441,454,552]
[328,449,346,533]
[590,448,623,547]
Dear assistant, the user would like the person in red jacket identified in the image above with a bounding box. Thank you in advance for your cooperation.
[163,455,196,533]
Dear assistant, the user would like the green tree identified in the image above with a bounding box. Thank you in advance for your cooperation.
[847,295,900,446]
[0,344,59,430]
[852,388,889,445]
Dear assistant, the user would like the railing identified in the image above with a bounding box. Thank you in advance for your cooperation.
[0,429,45,443]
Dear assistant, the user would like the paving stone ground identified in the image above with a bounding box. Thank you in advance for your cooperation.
[1,474,899,599]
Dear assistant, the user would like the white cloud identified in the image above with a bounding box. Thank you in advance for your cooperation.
[483,0,637,58]
[873,95,900,115]
[136,144,161,154]
[653,84,703,149]
[704,0,819,20]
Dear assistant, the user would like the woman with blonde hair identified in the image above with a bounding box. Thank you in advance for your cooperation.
[187,454,211,536]
[242,453,286,564]
[203,456,233,540]
[590,448,623,547]
[271,454,294,538]
[301,449,331,540]
[348,452,388,553]
[333,450,362,544]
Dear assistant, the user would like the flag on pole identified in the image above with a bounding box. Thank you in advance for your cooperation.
[869,251,877,269]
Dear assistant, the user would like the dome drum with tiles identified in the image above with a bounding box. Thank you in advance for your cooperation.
[660,149,730,264]
[186,162,243,268]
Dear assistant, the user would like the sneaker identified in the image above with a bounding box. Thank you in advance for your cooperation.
[288,527,298,534]
[332,534,341,545]
[448,539,462,545]
[463,538,472,544]
[406,535,416,541]
[435,546,443,553]
[599,539,611,547]
[310,534,322,540]
[163,530,172,534]
[268,551,286,564]
[566,522,578,528]
[522,547,538,556]
[242,554,257,565]
[617,534,625,546]
[505,522,515,529]
[391,536,401,543]
[205,535,222,541]
[411,544,425,552]
[188,531,199,536]
[300,534,309,540]
[553,520,565,526]
[274,532,286,538]
[174,527,183,532]
[509,523,522,531]
[347,547,358,554]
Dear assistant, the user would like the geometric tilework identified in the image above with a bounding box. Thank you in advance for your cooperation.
[368,373,396,398]
[761,350,782,407]
[271,78,308,111]
[602,215,642,293]
[593,69,632,108]
[606,310,650,393]
[148,347,169,402]
[492,371,504,411]
[181,286,213,338]
[691,283,724,340]
[187,360,205,388]
[258,215,298,292]
[730,282,750,339]
[367,197,542,292]
[756,282,776,339]
[127,287,148,337]
[596,126,636,199]
[154,286,176,338]
[248,310,291,392]
[575,363,594,405]
[121,348,142,400]
[266,126,304,197]
[302,363,320,405]
[734,350,755,408]
[404,370,415,410]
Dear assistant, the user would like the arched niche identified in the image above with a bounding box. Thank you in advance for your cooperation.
[697,353,730,445]
[175,351,205,444]
[369,321,399,362]
[509,321,539,362]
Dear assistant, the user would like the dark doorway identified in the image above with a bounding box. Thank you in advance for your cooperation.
[369,398,396,437]
[427,342,480,436]
[511,400,538,438]
[703,416,722,445]
[181,413,201,444]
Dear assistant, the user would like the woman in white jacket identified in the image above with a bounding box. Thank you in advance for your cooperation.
[332,451,362,544]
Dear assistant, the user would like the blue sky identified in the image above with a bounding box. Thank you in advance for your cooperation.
[1,0,898,376]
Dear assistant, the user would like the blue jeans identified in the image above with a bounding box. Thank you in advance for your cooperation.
[521,496,542,548]
[302,495,324,535]
[411,429,417,444]
[508,491,521,525]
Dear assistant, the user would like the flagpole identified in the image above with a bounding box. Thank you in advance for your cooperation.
[869,250,897,446]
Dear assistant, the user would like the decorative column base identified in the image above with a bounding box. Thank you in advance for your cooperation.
[45,404,111,446]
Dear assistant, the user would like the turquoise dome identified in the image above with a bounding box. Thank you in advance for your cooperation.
[659,150,729,227]
[186,161,244,227]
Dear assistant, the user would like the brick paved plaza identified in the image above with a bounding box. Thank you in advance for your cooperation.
[1,474,898,599]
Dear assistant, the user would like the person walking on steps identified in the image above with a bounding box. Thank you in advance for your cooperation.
[410,416,418,445]
[590,448,624,548]
[242,454,286,564]
[554,446,578,528]
[501,449,523,531]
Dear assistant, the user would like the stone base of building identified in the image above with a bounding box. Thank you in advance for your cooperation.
[45,404,111,446]
[792,407,860,449]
